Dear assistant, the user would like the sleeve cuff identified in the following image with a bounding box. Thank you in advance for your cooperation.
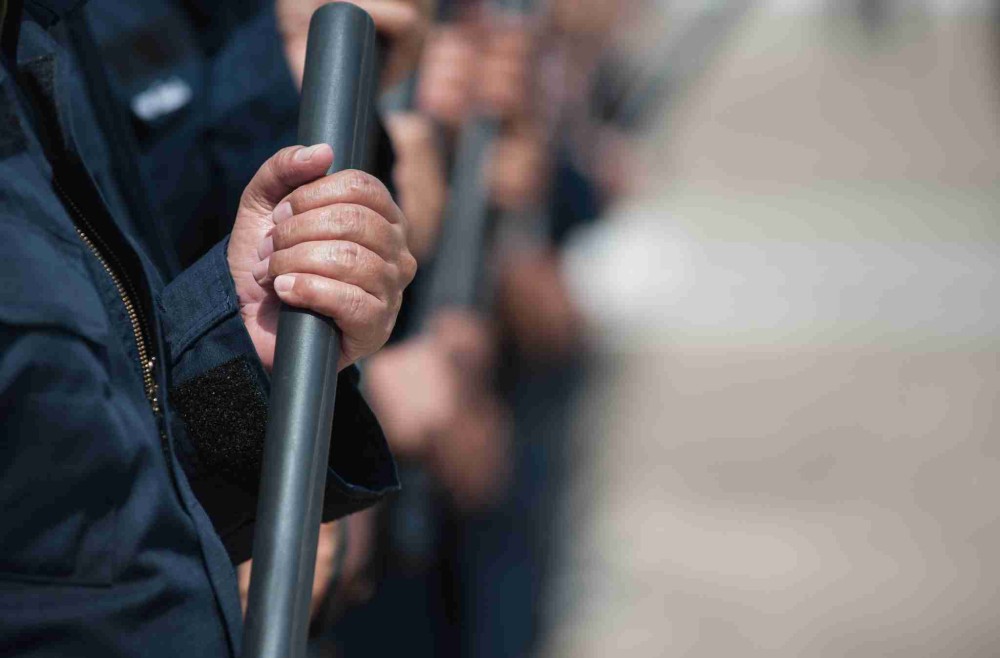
[159,238,399,564]
[159,236,259,380]
[181,364,399,565]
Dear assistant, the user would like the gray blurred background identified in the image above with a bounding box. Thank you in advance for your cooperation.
[545,1,1000,655]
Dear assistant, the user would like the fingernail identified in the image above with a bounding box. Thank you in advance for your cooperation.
[251,257,270,282]
[274,274,296,294]
[273,201,293,224]
[295,144,325,161]
[257,234,274,260]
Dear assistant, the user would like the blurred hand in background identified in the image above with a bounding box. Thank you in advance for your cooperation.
[417,24,478,127]
[365,335,461,459]
[277,0,427,88]
[385,112,447,263]
[489,122,549,211]
[428,388,511,511]
[497,247,582,363]
[366,308,499,463]
[424,308,511,510]
[477,17,535,120]
[237,520,340,620]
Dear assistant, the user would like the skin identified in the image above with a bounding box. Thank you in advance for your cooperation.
[417,24,478,127]
[497,247,582,363]
[237,520,341,618]
[422,308,511,510]
[230,145,415,619]
[228,143,417,371]
[385,112,447,263]
[477,19,534,120]
[426,386,511,512]
[365,336,461,459]
[277,0,427,89]
[489,121,549,211]
[417,16,534,126]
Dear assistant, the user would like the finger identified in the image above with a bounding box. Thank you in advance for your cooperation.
[265,240,397,302]
[270,203,405,261]
[240,144,334,215]
[385,113,437,156]
[272,274,394,344]
[346,0,422,39]
[281,170,406,226]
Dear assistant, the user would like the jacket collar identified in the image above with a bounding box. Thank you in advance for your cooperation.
[1,0,86,68]
[25,0,87,28]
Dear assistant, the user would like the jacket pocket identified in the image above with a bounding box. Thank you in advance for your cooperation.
[0,219,110,345]
[0,221,121,586]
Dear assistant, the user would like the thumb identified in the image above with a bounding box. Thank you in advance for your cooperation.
[240,144,334,215]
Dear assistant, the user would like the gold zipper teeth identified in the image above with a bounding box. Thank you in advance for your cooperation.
[55,179,161,416]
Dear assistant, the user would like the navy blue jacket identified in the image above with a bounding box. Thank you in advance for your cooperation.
[0,1,398,655]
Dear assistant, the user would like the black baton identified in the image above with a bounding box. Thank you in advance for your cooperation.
[241,5,378,658]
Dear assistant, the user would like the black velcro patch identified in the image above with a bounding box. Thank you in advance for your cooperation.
[171,355,394,500]
[170,355,269,491]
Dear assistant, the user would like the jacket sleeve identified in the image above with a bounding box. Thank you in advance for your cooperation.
[157,237,399,564]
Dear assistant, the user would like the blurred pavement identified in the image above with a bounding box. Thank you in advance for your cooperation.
[546,5,1000,657]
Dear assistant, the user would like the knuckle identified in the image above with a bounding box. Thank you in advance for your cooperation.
[381,301,397,337]
[285,187,304,213]
[317,206,336,230]
[351,171,389,207]
[394,223,409,250]
[272,222,292,249]
[338,204,363,236]
[301,178,330,209]
[294,276,315,303]
[346,286,366,321]
[380,263,397,294]
[396,204,410,230]
[402,252,418,283]
[335,241,360,269]
[344,170,371,197]
[272,147,300,185]
[364,249,383,279]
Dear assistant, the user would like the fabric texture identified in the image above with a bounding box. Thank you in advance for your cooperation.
[0,2,398,655]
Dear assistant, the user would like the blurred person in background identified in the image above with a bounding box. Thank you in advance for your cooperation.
[330,1,640,656]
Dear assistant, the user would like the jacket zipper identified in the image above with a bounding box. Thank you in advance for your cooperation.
[52,177,161,417]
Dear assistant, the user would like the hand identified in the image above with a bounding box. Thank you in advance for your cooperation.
[228,144,417,371]
[497,248,581,361]
[551,0,630,40]
[236,520,346,620]
[427,307,495,376]
[427,392,511,511]
[417,25,478,127]
[489,123,548,211]
[365,336,461,458]
[477,19,534,119]
[422,309,509,511]
[366,309,495,459]
[337,509,378,606]
[277,0,426,89]
[385,112,447,262]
